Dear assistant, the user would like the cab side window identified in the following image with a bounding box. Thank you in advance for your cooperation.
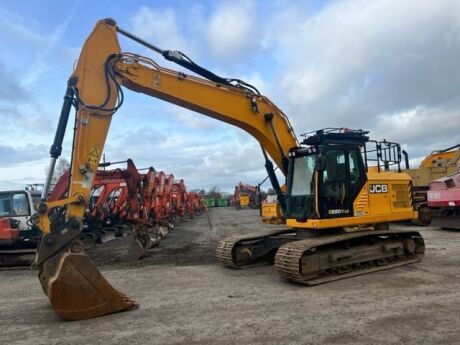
[0,195,10,216]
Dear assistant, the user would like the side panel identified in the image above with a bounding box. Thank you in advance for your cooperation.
[287,172,417,230]
[352,184,370,217]
[367,180,392,215]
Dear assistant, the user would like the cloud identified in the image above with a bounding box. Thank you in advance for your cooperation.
[21,11,76,87]
[0,144,48,166]
[0,64,30,102]
[207,1,260,61]
[264,0,460,164]
[375,103,460,160]
[129,6,190,53]
[0,159,49,191]
[0,7,76,88]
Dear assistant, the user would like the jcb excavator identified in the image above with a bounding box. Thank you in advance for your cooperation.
[33,19,425,321]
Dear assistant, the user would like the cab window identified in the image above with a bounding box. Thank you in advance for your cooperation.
[0,192,30,217]
[12,193,30,216]
[0,194,11,216]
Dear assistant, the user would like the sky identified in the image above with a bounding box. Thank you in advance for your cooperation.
[0,0,459,192]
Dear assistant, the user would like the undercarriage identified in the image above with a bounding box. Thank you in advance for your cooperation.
[217,228,425,285]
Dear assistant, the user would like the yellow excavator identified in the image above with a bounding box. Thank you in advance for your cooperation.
[34,19,425,321]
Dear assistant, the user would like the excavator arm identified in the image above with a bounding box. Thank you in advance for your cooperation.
[35,18,299,320]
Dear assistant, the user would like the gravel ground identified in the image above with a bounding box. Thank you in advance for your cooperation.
[0,207,459,345]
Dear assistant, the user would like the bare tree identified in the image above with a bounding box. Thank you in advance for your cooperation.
[45,158,70,185]
[207,186,221,199]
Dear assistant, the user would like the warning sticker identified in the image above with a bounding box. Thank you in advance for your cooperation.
[152,73,160,88]
[88,145,100,164]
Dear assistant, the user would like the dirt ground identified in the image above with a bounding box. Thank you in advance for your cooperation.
[0,207,459,345]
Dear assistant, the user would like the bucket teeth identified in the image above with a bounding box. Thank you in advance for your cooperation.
[117,290,139,308]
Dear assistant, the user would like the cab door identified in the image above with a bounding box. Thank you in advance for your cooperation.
[319,147,366,218]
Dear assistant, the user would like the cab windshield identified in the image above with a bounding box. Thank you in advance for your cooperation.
[0,192,31,217]
[287,155,316,218]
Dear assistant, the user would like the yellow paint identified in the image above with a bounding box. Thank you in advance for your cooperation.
[404,147,460,188]
[287,171,416,230]
[420,150,457,168]
[287,211,417,229]
[240,195,250,207]
[261,201,284,224]
[38,195,82,233]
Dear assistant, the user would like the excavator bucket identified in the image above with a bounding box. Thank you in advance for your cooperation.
[37,240,138,320]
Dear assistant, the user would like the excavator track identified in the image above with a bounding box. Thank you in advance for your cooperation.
[216,228,297,268]
[274,230,425,285]
[0,248,36,268]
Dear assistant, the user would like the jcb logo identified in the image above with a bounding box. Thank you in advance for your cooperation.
[370,184,388,193]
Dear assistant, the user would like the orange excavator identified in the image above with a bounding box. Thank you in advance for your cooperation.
[51,160,154,256]
[234,182,261,209]
[33,19,424,321]
[170,179,187,222]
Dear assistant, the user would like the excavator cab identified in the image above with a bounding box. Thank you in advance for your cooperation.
[286,128,369,222]
[282,127,415,229]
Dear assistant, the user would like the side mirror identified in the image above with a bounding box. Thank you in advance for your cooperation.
[315,156,326,171]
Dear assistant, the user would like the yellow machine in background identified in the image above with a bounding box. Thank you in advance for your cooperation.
[234,182,260,209]
[240,195,250,207]
[261,194,285,224]
[34,19,424,321]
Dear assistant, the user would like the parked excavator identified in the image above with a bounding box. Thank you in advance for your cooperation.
[33,19,424,321]
[0,189,42,266]
[234,182,261,209]
[257,171,286,224]
[403,144,460,224]
[427,169,460,229]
